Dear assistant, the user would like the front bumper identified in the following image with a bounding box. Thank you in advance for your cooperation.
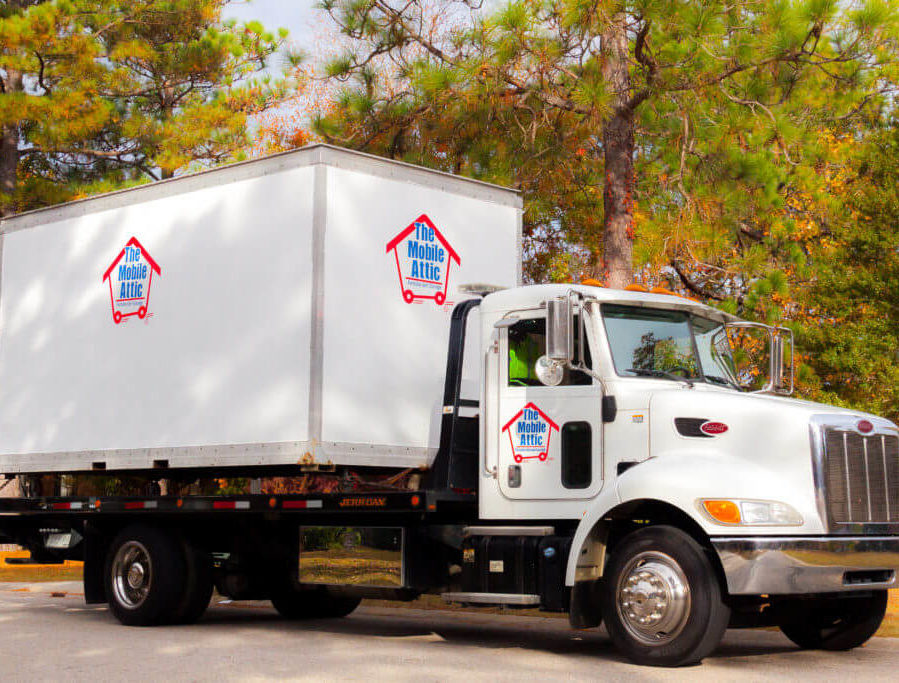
[712,536,899,595]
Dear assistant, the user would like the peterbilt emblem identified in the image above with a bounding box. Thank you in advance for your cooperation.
[675,417,728,438]
[700,421,729,436]
[857,420,874,434]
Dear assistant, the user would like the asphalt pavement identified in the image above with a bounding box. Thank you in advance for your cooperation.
[1,581,897,681]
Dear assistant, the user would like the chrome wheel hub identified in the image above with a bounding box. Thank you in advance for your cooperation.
[111,541,152,610]
[127,562,146,590]
[616,551,691,645]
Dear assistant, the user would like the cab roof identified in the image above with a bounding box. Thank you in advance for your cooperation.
[478,284,742,324]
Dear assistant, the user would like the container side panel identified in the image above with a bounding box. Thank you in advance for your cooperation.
[0,167,315,468]
[321,166,519,459]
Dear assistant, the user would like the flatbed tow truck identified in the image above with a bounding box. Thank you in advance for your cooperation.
[1,146,897,666]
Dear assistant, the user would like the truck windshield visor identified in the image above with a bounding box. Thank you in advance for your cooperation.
[601,305,739,388]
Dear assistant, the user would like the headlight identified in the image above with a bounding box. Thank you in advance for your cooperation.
[699,499,803,526]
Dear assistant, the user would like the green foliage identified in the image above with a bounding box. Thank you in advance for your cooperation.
[312,0,897,288]
[304,1,899,417]
[794,125,899,420]
[214,477,250,495]
[0,0,287,216]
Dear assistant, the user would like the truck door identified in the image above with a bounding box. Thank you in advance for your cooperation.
[494,311,603,501]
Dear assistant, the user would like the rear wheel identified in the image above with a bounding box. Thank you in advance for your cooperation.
[271,586,361,620]
[778,591,887,650]
[600,526,730,667]
[105,525,185,626]
[170,536,213,625]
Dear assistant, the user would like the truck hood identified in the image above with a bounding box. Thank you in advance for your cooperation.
[650,384,891,425]
[646,387,897,533]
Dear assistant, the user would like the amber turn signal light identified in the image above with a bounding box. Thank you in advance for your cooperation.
[702,500,741,524]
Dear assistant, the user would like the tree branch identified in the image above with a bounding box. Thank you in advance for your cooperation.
[670,259,725,300]
[625,19,655,111]
[34,51,50,94]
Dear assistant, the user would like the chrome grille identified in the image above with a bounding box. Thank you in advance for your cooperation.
[822,426,899,524]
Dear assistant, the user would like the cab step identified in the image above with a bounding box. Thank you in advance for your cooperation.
[441,592,540,606]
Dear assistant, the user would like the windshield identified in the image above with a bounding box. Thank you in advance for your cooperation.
[601,304,739,388]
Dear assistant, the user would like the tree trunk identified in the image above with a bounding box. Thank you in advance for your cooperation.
[159,83,175,180]
[0,68,23,218]
[598,14,635,289]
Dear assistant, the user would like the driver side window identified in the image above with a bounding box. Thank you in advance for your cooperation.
[507,317,592,387]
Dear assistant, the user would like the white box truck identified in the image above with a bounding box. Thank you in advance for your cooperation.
[1,145,897,667]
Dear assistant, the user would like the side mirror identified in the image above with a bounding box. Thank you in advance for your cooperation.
[545,296,572,363]
[726,322,794,394]
[537,296,573,387]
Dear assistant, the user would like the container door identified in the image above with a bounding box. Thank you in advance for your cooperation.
[495,311,603,500]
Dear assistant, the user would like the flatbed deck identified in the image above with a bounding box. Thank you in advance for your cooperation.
[0,489,475,518]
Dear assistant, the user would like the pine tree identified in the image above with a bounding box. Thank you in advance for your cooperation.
[792,126,899,420]
[312,0,897,288]
[0,0,287,216]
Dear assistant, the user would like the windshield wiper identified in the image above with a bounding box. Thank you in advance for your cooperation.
[626,368,694,388]
[703,374,740,390]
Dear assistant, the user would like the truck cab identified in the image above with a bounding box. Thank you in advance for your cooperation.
[447,282,899,664]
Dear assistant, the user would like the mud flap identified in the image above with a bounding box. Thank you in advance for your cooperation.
[82,523,108,605]
[568,579,603,629]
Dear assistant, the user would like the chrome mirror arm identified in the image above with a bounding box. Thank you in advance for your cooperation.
[565,291,609,395]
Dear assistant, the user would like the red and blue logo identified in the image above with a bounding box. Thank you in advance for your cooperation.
[502,402,560,463]
[386,214,460,305]
[102,236,161,324]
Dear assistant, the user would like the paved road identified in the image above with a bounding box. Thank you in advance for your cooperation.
[1,582,897,681]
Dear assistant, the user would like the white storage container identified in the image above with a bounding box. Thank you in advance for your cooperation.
[0,145,521,473]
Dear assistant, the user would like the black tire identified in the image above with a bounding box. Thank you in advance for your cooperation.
[778,591,888,650]
[170,536,213,625]
[271,587,361,620]
[105,525,185,626]
[600,526,730,667]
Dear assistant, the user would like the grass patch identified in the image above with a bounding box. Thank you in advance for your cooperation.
[877,590,899,638]
[0,565,83,582]
[0,550,83,583]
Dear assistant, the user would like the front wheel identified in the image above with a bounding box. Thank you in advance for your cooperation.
[600,526,730,667]
[778,591,887,650]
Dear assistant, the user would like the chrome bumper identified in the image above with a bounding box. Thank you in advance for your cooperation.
[712,536,899,595]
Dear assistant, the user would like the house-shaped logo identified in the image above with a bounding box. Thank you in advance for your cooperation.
[385,214,460,305]
[502,402,560,463]
[102,237,161,324]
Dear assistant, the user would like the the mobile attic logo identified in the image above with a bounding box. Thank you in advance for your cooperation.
[502,402,560,463]
[102,237,161,324]
[386,214,460,305]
